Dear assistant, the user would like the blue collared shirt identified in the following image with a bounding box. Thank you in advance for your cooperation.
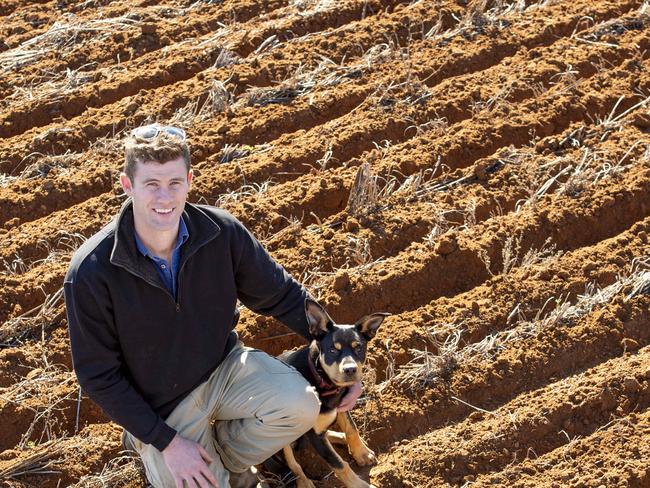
[134,217,189,299]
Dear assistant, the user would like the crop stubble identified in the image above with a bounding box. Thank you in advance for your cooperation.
[1,0,649,486]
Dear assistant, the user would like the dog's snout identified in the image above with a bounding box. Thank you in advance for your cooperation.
[343,365,358,376]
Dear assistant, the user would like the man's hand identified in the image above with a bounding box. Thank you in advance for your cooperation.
[162,434,219,488]
[338,381,362,412]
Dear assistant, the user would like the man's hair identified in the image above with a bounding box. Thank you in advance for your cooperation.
[123,133,191,181]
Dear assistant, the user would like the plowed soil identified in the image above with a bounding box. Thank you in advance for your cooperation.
[1,0,649,486]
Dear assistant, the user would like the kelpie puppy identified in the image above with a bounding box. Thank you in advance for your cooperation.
[278,299,388,488]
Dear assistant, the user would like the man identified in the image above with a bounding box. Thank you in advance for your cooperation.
[64,125,361,487]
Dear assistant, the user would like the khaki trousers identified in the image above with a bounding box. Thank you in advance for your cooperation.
[124,342,320,487]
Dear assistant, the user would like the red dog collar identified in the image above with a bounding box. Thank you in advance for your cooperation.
[308,357,342,397]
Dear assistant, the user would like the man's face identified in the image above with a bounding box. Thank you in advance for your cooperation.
[119,156,192,235]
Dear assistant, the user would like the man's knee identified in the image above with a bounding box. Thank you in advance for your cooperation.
[277,381,320,433]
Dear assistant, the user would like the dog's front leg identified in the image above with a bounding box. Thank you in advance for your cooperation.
[337,411,376,466]
[283,444,315,488]
[326,430,348,445]
[306,430,375,488]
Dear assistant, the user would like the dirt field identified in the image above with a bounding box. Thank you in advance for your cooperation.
[1,0,649,486]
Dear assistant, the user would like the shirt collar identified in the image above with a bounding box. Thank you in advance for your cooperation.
[134,216,189,259]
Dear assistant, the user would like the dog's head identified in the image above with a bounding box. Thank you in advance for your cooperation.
[305,298,388,387]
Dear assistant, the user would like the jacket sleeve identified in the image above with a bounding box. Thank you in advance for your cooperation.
[230,216,311,340]
[64,266,177,451]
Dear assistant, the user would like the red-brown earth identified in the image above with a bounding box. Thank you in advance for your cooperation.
[1,0,649,486]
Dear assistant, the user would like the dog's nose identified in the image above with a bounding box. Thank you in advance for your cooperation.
[343,366,358,376]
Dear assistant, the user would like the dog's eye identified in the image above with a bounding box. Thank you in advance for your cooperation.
[329,347,339,355]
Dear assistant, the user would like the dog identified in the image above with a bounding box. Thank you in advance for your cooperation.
[277,299,388,488]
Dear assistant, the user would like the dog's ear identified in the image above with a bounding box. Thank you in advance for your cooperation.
[355,313,389,340]
[305,299,334,339]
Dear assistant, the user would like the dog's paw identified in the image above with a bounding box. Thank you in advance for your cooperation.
[352,446,376,466]
[296,477,316,488]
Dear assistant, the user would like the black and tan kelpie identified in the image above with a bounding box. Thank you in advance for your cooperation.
[278,299,388,488]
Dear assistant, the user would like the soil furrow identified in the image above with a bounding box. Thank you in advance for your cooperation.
[371,343,650,486]
[0,1,442,171]
[250,204,650,364]
[1,116,646,331]
[0,0,412,141]
[0,0,476,169]
[363,216,650,377]
[254,117,650,280]
[0,423,122,488]
[0,0,635,173]
[0,103,647,331]
[238,159,650,349]
[357,292,650,452]
[473,410,650,487]
[190,19,650,209]
[0,0,291,101]
[0,369,107,454]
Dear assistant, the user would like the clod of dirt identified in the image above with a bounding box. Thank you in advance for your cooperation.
[631,112,650,129]
[623,376,641,394]
[141,23,157,35]
[346,218,360,232]
[435,234,458,255]
[621,338,640,352]
[333,270,351,291]
[473,161,490,181]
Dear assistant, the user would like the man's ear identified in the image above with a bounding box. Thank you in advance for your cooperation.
[187,168,193,187]
[120,173,133,196]
[305,298,334,339]
[355,313,390,340]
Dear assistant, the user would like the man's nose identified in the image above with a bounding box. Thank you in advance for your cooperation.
[156,186,173,200]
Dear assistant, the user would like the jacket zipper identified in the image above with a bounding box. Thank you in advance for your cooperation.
[174,247,201,313]
[115,234,208,313]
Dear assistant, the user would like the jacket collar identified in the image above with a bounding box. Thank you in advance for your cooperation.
[110,199,221,280]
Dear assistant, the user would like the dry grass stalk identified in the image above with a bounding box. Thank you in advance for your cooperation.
[0,439,66,479]
[0,287,65,345]
[219,143,272,164]
[389,256,649,392]
[70,454,145,488]
[469,80,517,115]
[216,179,275,207]
[347,163,380,216]
[0,63,96,110]
[293,0,338,14]
[3,150,83,186]
[0,14,141,71]
[0,362,77,448]
[472,257,650,358]
[169,79,232,128]
[423,209,452,247]
[382,327,461,392]
[347,236,372,266]
[479,235,561,277]
[556,141,643,197]
[346,163,427,216]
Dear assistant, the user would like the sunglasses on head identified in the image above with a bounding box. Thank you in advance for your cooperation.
[131,124,187,141]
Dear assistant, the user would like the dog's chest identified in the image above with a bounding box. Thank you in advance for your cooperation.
[313,409,337,434]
